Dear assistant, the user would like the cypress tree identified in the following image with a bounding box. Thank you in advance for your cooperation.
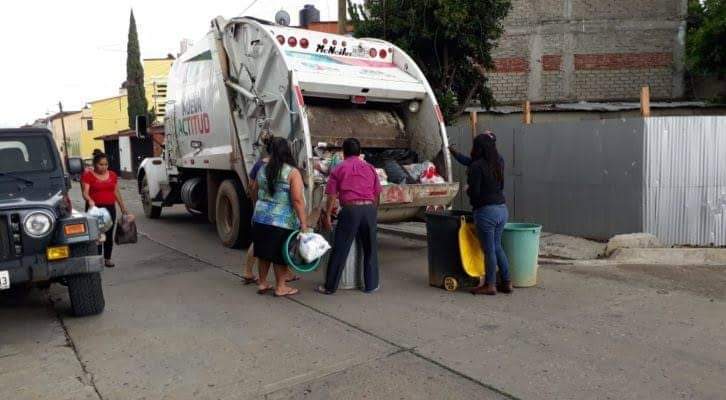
[126,9,148,130]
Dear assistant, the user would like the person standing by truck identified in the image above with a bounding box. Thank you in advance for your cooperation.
[317,138,382,295]
[250,137,307,297]
[448,129,496,167]
[243,139,301,285]
[466,133,512,295]
[241,147,270,285]
[81,152,130,268]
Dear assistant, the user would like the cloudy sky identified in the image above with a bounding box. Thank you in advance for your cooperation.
[0,0,363,128]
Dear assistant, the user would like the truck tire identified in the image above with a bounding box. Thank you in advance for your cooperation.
[67,273,105,316]
[141,175,162,219]
[215,180,252,248]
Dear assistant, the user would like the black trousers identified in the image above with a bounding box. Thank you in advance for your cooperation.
[324,205,379,292]
[97,205,116,260]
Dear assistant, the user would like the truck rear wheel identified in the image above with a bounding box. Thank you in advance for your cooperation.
[67,273,105,316]
[141,175,162,219]
[215,180,251,248]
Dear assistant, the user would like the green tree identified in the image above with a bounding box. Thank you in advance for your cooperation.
[348,0,511,124]
[126,9,148,130]
[687,0,726,78]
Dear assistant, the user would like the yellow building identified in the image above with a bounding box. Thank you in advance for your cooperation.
[143,58,173,122]
[47,111,82,158]
[80,94,128,160]
[79,57,174,159]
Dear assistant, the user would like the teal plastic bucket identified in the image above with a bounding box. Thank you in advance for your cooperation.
[502,223,542,287]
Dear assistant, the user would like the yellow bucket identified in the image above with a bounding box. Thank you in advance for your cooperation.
[458,217,485,278]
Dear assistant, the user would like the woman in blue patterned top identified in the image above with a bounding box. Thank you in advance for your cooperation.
[250,137,308,297]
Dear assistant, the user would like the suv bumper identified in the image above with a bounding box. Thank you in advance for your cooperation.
[1,254,104,285]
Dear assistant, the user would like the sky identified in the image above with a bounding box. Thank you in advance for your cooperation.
[0,0,363,128]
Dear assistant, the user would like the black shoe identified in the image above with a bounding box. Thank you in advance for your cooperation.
[315,285,334,295]
[362,284,380,294]
[497,281,513,294]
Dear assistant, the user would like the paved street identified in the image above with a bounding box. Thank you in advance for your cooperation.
[2,180,726,400]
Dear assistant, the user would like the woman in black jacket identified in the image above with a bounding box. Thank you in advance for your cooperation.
[467,133,512,295]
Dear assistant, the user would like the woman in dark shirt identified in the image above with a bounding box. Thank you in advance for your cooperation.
[467,133,512,295]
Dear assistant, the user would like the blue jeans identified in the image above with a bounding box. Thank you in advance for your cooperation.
[473,204,510,285]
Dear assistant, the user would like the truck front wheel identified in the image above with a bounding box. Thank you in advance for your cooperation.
[215,180,251,248]
[67,273,105,316]
[141,175,162,219]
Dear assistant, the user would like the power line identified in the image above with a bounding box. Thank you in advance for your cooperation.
[239,0,260,16]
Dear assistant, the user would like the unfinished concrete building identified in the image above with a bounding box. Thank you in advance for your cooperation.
[489,0,687,104]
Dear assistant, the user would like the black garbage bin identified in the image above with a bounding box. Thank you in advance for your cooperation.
[425,211,481,292]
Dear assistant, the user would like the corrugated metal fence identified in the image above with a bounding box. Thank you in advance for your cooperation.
[643,117,726,245]
[447,116,726,245]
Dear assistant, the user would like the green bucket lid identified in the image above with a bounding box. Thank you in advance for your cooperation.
[504,223,542,232]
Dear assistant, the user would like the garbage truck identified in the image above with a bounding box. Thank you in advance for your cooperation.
[137,16,459,248]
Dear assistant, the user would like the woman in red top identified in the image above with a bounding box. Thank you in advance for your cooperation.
[81,152,129,267]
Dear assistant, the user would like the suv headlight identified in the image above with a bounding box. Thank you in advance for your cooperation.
[23,211,55,238]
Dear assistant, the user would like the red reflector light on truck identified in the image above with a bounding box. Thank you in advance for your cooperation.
[300,38,309,48]
[288,36,297,47]
[434,105,444,123]
[276,35,285,45]
[351,96,367,104]
[294,85,305,107]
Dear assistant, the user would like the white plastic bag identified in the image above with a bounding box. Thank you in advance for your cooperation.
[87,206,113,233]
[298,232,332,263]
[419,161,446,184]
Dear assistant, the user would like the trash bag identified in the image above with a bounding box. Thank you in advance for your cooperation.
[419,161,446,184]
[383,160,416,184]
[115,214,138,245]
[298,232,331,263]
[364,149,419,168]
[283,232,322,273]
[87,206,113,233]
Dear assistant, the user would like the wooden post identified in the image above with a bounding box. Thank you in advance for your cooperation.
[522,101,532,124]
[338,0,347,35]
[640,86,651,118]
[469,111,478,138]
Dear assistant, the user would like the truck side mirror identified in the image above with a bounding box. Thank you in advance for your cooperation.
[136,115,148,140]
[67,157,83,175]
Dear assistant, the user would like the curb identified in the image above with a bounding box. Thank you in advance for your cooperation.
[378,227,726,267]
[377,226,427,241]
[610,248,726,266]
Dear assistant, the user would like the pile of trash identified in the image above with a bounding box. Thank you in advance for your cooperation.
[313,147,445,185]
[313,150,362,178]
[379,160,445,185]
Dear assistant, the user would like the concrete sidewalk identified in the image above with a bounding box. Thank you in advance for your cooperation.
[379,221,726,266]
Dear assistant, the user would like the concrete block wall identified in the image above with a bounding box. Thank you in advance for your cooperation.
[487,0,687,104]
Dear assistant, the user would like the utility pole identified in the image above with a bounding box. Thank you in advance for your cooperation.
[58,101,69,164]
[338,0,346,34]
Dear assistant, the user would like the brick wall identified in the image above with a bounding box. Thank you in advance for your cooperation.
[488,73,529,103]
[573,69,673,99]
[488,0,687,104]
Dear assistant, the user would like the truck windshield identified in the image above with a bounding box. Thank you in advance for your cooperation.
[0,136,55,173]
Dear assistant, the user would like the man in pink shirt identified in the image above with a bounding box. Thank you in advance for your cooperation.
[317,138,382,294]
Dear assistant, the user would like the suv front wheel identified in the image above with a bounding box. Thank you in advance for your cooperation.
[67,273,105,316]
